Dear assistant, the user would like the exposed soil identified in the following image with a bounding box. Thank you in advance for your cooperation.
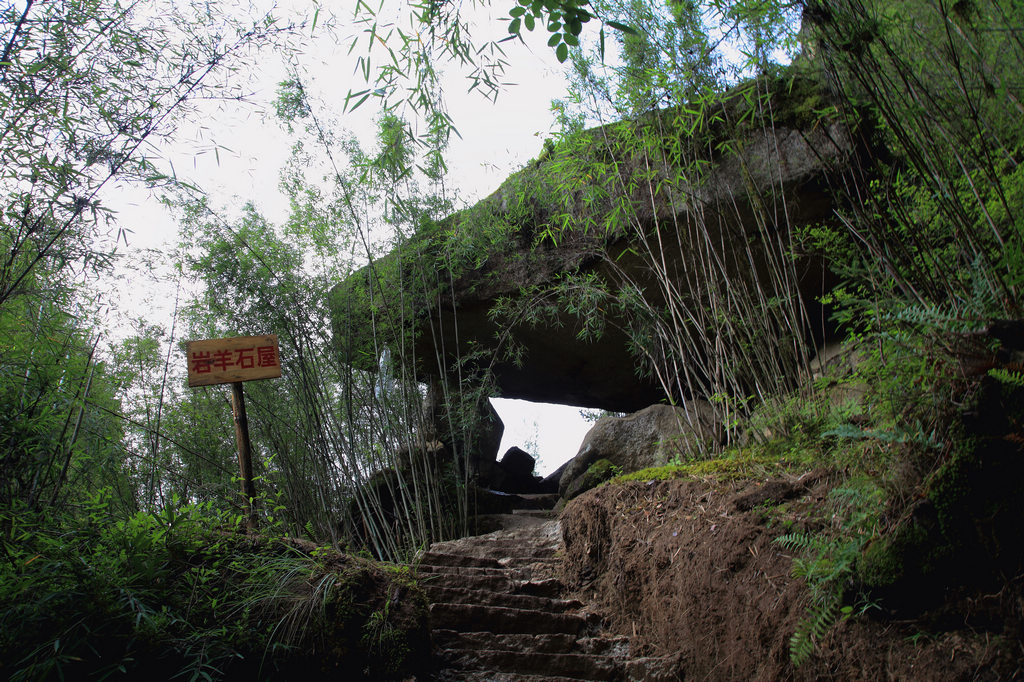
[560,472,1022,680]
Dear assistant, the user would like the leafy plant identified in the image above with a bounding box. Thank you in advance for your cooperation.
[989,367,1024,388]
[774,481,884,665]
[0,495,428,680]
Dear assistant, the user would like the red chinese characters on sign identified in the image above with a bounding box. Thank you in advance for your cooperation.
[191,351,212,374]
[186,335,281,387]
[189,347,278,373]
[256,346,278,368]
[236,347,255,369]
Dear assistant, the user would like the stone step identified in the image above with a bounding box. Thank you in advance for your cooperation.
[417,551,504,569]
[500,552,561,567]
[419,563,518,578]
[424,585,584,613]
[514,492,561,507]
[470,513,559,534]
[420,570,515,593]
[421,572,565,602]
[512,508,558,518]
[425,539,559,562]
[419,549,558,569]
[476,537,558,554]
[437,656,681,682]
[517,576,566,598]
[497,556,560,572]
[434,671,601,682]
[429,602,592,635]
[437,647,624,680]
[433,630,630,657]
[419,515,639,682]
[419,562,557,585]
[430,521,561,546]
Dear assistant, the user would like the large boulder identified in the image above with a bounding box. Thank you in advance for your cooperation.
[489,446,543,494]
[330,73,850,413]
[559,403,723,499]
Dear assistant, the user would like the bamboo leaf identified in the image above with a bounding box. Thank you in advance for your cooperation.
[350,93,371,111]
[605,20,639,36]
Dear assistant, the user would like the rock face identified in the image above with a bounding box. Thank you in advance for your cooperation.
[559,403,722,499]
[330,74,850,415]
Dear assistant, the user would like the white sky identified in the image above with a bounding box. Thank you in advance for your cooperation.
[103,1,598,477]
[492,398,598,475]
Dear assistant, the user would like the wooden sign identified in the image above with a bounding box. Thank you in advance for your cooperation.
[186,334,282,387]
[185,334,282,531]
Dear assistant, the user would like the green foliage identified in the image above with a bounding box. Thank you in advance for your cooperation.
[0,496,428,680]
[804,0,1024,319]
[575,458,621,492]
[0,0,311,532]
[774,480,884,666]
[343,0,506,164]
[611,438,820,484]
[0,0,297,310]
[612,464,688,483]
[822,422,942,450]
[275,78,312,130]
[360,594,420,679]
[170,64,488,561]
[506,0,598,63]
[373,114,415,184]
[856,516,934,591]
[0,281,129,511]
[5,0,1020,672]
[988,367,1024,388]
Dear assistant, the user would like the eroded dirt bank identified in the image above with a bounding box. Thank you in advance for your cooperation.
[560,473,1021,680]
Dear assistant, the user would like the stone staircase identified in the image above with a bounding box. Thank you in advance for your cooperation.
[417,496,635,681]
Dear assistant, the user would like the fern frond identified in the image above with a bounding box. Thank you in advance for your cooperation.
[773,532,825,552]
[989,367,1024,388]
[823,422,942,449]
[790,595,841,666]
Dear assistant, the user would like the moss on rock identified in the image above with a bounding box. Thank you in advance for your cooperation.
[564,458,620,500]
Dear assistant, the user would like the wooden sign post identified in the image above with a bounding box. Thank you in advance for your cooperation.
[186,334,282,531]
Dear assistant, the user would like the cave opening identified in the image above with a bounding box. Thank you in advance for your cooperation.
[489,397,605,477]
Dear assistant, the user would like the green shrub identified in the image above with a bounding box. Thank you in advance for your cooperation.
[0,494,429,681]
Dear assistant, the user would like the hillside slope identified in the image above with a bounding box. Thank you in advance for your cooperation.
[562,470,1021,680]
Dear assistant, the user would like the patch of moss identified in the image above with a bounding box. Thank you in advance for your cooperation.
[612,464,689,483]
[925,432,1024,582]
[854,376,1024,615]
[566,458,621,498]
[585,458,618,483]
[609,454,748,484]
[321,557,430,679]
[685,455,765,479]
[610,442,820,486]
[858,522,928,589]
